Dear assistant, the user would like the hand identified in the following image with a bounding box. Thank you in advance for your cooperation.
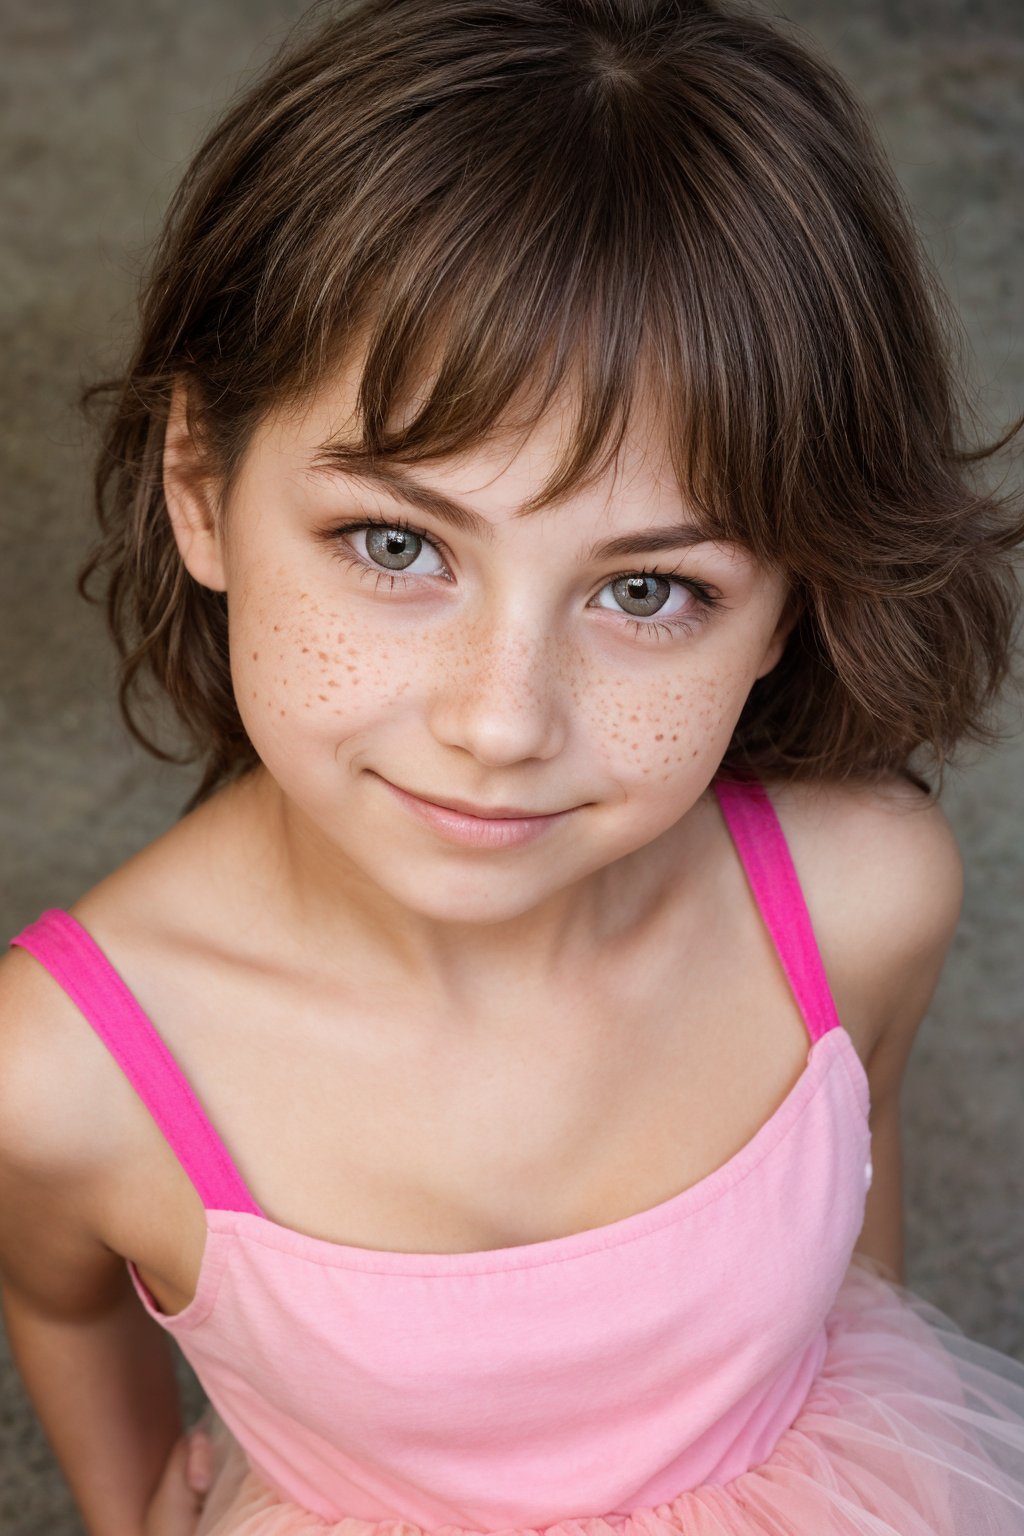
[141,1420,215,1536]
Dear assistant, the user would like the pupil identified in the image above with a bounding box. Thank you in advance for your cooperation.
[366,531,417,574]
[617,574,666,614]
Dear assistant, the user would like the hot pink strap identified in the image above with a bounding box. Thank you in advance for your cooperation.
[711,776,842,1045]
[9,910,263,1215]
[8,777,837,1211]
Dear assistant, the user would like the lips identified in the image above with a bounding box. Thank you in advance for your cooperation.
[409,792,559,820]
[379,777,564,820]
[375,774,576,850]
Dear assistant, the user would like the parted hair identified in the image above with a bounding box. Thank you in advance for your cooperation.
[78,0,1024,816]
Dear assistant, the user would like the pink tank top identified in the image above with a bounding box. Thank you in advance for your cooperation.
[9,775,873,1530]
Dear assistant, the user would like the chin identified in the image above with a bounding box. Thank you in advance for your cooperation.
[368,865,566,925]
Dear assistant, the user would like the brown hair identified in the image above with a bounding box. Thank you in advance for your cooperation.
[78,0,1024,817]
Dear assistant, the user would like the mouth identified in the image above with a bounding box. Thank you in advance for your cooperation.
[373,774,579,848]
[392,786,570,819]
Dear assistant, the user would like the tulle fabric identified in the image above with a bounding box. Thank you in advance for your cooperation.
[191,1252,1024,1536]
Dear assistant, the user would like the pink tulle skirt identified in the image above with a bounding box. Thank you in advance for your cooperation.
[192,1253,1024,1535]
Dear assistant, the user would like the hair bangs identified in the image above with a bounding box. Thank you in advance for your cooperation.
[285,33,839,565]
[77,0,1024,812]
[295,92,672,519]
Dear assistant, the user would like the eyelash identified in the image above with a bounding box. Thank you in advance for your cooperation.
[320,515,724,641]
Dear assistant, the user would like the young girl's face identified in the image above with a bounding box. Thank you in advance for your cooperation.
[166,357,796,942]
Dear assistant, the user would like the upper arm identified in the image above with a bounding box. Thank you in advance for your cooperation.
[853,789,963,1285]
[850,784,964,1109]
[772,775,965,1284]
[0,945,130,1319]
[776,773,964,1095]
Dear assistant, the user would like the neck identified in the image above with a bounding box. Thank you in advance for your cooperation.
[205,766,707,1032]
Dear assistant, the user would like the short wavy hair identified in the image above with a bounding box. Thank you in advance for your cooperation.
[79,0,1024,817]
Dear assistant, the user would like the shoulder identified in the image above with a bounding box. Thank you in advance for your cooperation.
[763,771,964,944]
[0,937,124,1174]
[759,772,964,1083]
[0,846,203,1181]
[0,784,252,1286]
[0,934,135,1312]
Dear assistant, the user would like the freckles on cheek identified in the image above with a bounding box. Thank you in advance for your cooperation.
[584,675,697,779]
[582,667,738,787]
[284,607,419,724]
[235,579,432,745]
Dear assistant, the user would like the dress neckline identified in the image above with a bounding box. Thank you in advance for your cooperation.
[130,1024,869,1326]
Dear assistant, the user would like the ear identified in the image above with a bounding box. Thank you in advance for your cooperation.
[163,379,228,593]
[754,585,802,681]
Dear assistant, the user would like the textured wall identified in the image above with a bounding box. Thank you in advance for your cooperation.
[1,2,1021,1531]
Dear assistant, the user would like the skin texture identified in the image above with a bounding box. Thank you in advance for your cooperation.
[163,361,799,1019]
[0,359,966,1536]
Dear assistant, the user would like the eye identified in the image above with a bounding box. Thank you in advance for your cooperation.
[317,516,721,635]
[334,518,448,579]
[591,572,721,640]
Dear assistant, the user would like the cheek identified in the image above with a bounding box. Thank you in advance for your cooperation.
[227,578,433,743]
[584,655,750,786]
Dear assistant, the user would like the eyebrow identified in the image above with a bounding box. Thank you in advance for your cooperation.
[307,449,730,562]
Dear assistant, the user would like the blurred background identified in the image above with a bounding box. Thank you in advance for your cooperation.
[1,1,1022,1530]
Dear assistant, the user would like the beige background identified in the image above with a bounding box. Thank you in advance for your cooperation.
[1,2,1022,1530]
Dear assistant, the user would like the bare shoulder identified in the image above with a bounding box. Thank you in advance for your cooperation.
[763,771,964,943]
[0,938,133,1313]
[759,772,964,1081]
[0,798,214,1191]
[0,939,125,1172]
[0,781,259,1312]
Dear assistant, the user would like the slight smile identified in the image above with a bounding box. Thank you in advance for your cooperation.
[373,774,580,850]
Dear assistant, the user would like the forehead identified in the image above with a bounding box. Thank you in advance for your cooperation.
[235,362,772,591]
[267,352,693,527]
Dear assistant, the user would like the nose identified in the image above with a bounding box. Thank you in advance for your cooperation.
[426,617,569,768]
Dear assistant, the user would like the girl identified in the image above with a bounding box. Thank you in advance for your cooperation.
[2,1,1023,1534]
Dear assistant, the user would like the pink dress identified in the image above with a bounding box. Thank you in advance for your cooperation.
[9,775,1024,1535]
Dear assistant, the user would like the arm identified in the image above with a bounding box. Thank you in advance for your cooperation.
[776,773,966,1290]
[0,949,184,1536]
[854,1087,906,1284]
[1,1268,184,1536]
[850,789,965,1287]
